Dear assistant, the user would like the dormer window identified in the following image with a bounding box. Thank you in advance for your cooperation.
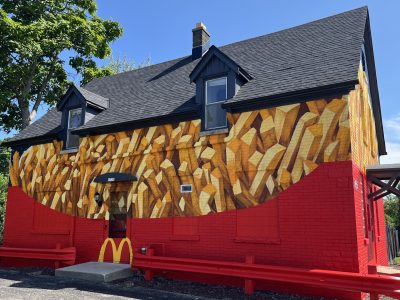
[205,77,227,130]
[189,45,252,132]
[57,85,109,151]
[66,108,82,149]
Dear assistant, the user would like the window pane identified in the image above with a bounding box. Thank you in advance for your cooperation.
[67,130,79,149]
[205,102,226,130]
[68,109,82,129]
[206,78,226,104]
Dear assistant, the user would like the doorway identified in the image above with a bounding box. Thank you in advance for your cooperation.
[108,191,128,238]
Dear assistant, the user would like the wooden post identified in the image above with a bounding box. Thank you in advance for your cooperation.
[54,243,62,269]
[368,265,379,300]
[244,255,255,295]
[144,248,155,282]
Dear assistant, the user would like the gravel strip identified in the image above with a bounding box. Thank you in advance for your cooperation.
[0,267,396,300]
[114,270,324,299]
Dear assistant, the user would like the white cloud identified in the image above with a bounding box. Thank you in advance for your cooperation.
[380,114,400,163]
[384,114,400,142]
[380,142,400,164]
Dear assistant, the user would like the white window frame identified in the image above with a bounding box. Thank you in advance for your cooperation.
[180,184,193,193]
[205,77,227,130]
[66,108,82,149]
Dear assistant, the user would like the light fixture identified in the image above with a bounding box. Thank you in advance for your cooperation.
[94,192,103,207]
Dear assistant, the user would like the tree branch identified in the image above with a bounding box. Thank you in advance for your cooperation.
[29,54,59,122]
[20,57,38,101]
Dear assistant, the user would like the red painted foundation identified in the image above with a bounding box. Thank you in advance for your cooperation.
[2,161,388,299]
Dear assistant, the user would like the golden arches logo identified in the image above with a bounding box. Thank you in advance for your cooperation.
[98,238,133,264]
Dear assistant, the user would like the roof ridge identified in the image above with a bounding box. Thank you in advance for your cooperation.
[84,6,367,88]
[84,55,192,87]
[77,85,108,100]
[6,6,371,146]
[220,6,368,50]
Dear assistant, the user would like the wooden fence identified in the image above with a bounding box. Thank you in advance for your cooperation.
[387,226,400,264]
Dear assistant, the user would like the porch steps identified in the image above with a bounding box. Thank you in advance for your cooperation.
[55,262,132,282]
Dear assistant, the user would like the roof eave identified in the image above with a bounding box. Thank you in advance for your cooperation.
[363,13,386,156]
[189,45,252,83]
[222,80,358,112]
[72,106,201,137]
[2,132,60,148]
[86,100,107,111]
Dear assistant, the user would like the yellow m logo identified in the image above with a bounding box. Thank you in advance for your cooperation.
[98,238,133,264]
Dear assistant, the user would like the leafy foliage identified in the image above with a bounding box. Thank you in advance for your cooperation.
[0,143,10,175]
[384,194,400,229]
[0,0,123,132]
[0,173,7,244]
[0,143,10,244]
[107,55,152,74]
[82,55,152,84]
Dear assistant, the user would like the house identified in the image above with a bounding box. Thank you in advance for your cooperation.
[3,6,397,299]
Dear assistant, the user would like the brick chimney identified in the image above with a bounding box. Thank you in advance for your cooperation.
[192,22,210,60]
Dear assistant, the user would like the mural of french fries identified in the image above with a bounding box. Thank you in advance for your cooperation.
[9,64,377,220]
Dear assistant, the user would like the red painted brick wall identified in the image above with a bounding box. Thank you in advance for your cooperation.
[128,161,359,272]
[3,161,386,299]
[351,163,388,277]
[375,199,389,266]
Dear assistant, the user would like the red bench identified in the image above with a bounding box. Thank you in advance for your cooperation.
[0,243,76,269]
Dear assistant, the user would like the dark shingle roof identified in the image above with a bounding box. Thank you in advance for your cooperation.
[76,86,109,109]
[7,108,62,144]
[7,6,368,144]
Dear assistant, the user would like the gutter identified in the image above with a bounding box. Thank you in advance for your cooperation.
[223,80,358,111]
[72,107,201,137]
[2,132,60,148]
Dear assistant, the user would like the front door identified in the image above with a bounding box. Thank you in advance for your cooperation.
[109,192,128,238]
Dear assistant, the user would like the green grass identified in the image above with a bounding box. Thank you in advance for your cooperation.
[393,257,400,265]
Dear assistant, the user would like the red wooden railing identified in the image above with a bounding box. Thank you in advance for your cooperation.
[133,250,400,299]
[0,243,76,269]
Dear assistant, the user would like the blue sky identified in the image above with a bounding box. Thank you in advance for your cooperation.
[2,0,400,163]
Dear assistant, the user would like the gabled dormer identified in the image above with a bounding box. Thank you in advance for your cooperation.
[57,85,108,150]
[189,45,252,132]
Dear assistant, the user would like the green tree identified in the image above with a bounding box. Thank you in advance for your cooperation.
[384,194,400,229]
[82,55,152,84]
[0,143,10,244]
[0,173,7,244]
[107,54,151,74]
[0,0,123,133]
[0,143,10,175]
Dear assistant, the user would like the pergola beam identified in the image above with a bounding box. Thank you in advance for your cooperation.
[366,164,400,201]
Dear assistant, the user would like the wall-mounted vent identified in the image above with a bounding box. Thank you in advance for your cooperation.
[180,184,192,193]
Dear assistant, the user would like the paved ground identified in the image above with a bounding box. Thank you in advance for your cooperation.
[0,267,396,300]
[0,268,205,300]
